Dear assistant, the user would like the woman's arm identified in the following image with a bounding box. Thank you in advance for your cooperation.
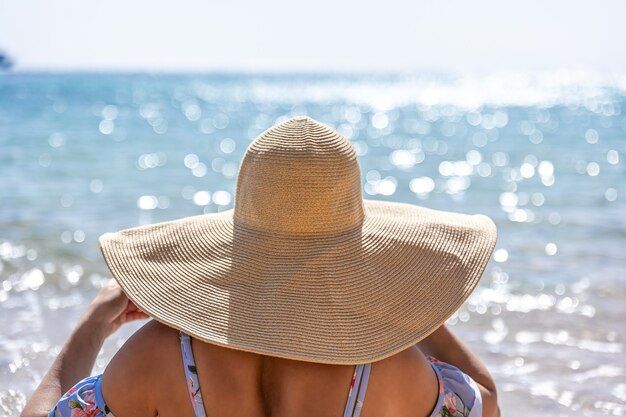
[417,323,501,417]
[20,280,148,417]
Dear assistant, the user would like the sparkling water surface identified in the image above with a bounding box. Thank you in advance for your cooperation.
[1,72,625,416]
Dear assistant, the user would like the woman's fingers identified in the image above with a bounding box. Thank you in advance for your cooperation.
[125,311,150,323]
[84,279,150,337]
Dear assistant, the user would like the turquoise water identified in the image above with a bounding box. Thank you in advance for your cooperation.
[1,73,625,415]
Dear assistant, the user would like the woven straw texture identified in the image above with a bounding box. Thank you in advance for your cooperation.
[99,116,497,365]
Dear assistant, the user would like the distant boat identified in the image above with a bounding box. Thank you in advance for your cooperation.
[0,52,14,70]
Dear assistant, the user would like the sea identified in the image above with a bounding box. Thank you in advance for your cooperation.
[0,72,625,416]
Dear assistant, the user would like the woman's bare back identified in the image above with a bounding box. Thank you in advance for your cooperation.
[102,320,440,417]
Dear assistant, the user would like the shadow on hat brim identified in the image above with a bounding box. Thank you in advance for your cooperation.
[98,199,497,365]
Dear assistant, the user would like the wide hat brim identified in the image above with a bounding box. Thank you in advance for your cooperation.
[99,199,496,365]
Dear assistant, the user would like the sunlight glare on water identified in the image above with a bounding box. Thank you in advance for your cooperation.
[0,72,625,416]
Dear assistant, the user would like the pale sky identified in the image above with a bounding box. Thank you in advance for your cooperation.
[1,0,625,73]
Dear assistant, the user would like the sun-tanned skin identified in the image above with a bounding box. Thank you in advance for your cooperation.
[21,281,500,417]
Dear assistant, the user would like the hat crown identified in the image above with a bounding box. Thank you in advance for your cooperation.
[234,116,365,235]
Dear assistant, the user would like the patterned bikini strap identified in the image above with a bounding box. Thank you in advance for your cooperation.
[342,363,372,417]
[179,331,207,417]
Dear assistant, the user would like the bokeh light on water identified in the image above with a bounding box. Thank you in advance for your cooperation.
[1,72,625,416]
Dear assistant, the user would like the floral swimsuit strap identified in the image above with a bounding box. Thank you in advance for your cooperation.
[179,331,207,417]
[342,363,372,417]
[427,356,483,417]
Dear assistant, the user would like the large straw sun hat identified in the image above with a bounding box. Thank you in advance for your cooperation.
[98,115,497,365]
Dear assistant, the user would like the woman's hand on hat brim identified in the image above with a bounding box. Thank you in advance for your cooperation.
[82,279,150,339]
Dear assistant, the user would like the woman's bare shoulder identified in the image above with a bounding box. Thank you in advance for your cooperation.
[109,319,180,363]
[101,320,182,417]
